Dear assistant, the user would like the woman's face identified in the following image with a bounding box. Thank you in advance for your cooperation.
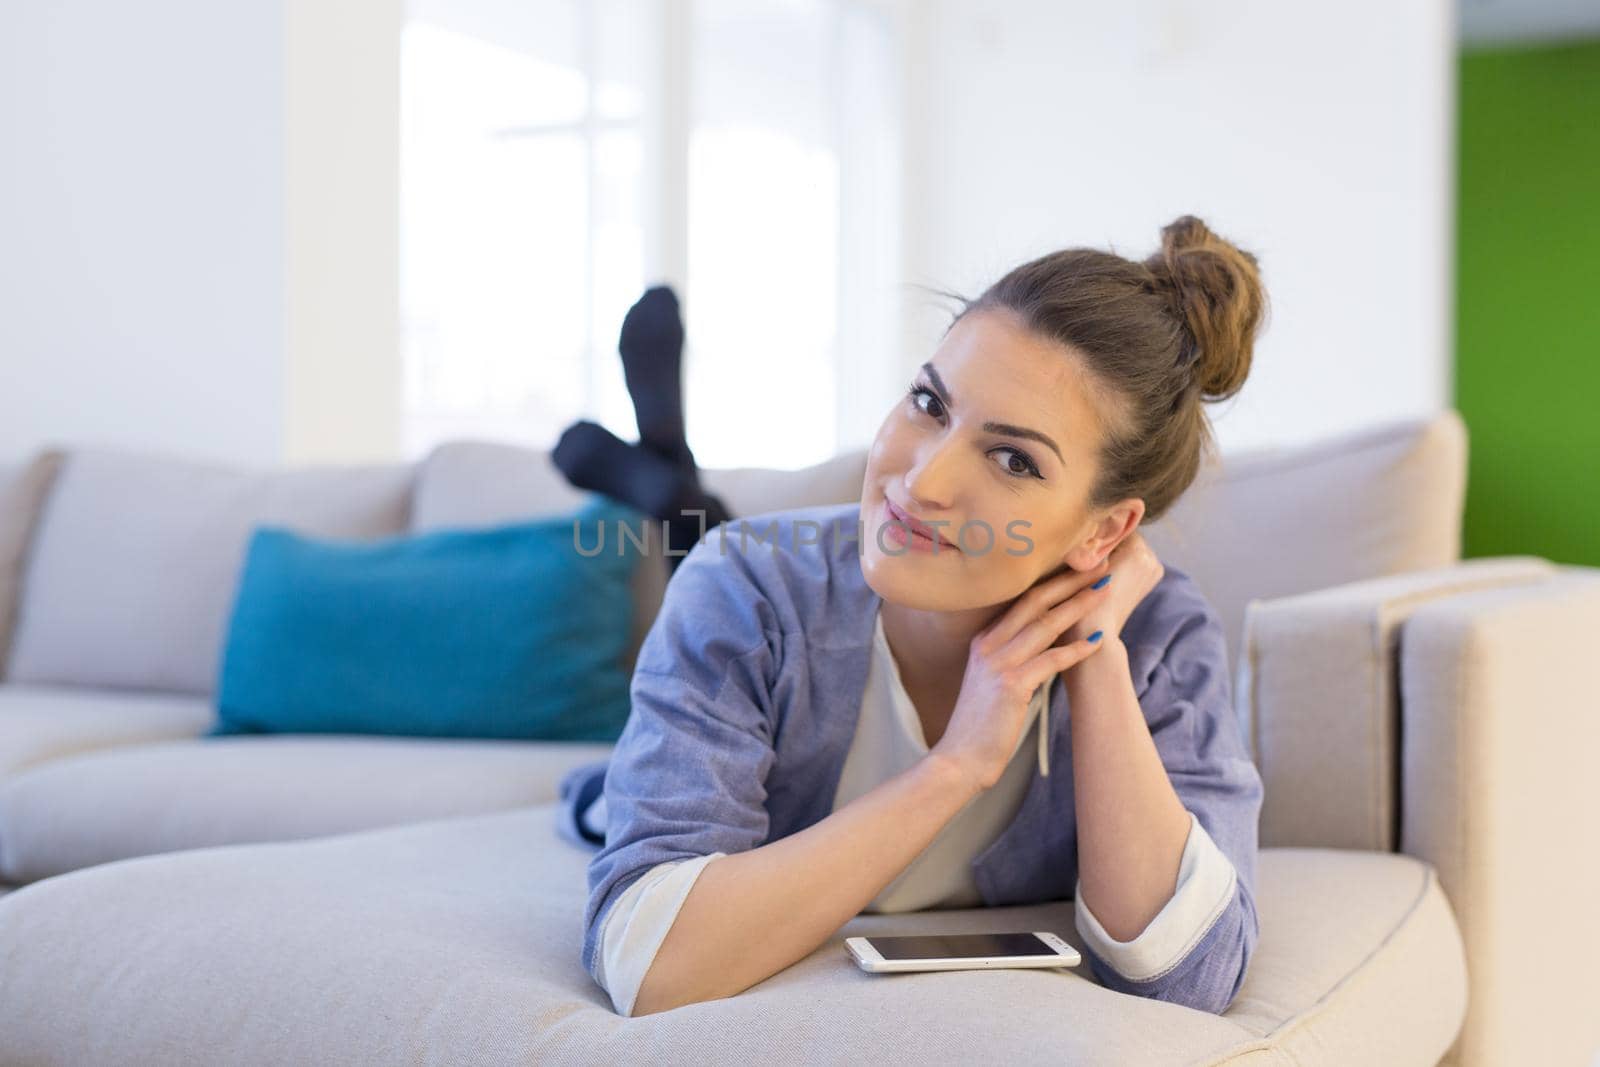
[859,306,1140,613]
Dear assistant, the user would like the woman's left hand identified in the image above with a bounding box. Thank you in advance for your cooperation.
[1059,531,1164,646]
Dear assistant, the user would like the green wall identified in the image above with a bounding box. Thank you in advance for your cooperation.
[1456,40,1600,566]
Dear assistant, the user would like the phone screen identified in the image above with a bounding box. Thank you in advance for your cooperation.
[868,932,1056,960]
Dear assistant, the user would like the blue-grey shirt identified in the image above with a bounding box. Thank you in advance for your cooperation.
[556,501,1263,1014]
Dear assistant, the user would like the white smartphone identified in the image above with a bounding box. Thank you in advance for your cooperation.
[845,931,1081,974]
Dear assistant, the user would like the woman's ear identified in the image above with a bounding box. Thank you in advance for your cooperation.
[1063,500,1144,571]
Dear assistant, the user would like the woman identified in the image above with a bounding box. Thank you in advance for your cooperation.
[558,215,1268,1018]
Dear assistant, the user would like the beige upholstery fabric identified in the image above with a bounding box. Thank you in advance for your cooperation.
[0,735,615,884]
[411,440,597,527]
[0,683,211,779]
[6,448,413,695]
[1143,411,1467,684]
[412,441,869,678]
[698,450,869,519]
[0,450,64,678]
[1238,557,1557,852]
[1398,570,1600,1067]
[0,805,1465,1066]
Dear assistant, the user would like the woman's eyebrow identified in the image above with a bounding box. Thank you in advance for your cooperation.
[922,362,1064,464]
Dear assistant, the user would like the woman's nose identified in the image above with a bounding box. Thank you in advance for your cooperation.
[902,442,957,510]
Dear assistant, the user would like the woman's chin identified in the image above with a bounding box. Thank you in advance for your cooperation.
[861,556,973,612]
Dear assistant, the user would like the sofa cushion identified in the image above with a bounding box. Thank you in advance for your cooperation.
[0,683,212,780]
[412,440,870,678]
[0,450,65,678]
[0,736,614,883]
[6,447,414,695]
[0,805,1465,1065]
[1142,410,1467,684]
[212,498,641,743]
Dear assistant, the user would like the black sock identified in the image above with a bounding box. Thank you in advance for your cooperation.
[551,420,697,521]
[549,420,735,575]
[618,286,693,470]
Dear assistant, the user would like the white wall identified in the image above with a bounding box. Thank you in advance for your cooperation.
[285,0,402,464]
[0,1,286,466]
[1,0,1452,466]
[900,0,1456,454]
[0,0,400,468]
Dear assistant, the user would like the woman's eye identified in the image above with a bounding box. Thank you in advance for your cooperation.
[993,447,1042,479]
[905,383,943,419]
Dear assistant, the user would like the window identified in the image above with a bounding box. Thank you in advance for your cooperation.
[401,0,901,469]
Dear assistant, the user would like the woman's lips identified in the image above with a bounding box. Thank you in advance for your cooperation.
[882,498,958,552]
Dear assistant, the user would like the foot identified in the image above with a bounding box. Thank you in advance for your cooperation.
[618,286,694,470]
[551,420,700,521]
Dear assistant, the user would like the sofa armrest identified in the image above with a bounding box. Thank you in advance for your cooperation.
[1236,557,1557,852]
[0,449,66,678]
[1399,566,1600,1067]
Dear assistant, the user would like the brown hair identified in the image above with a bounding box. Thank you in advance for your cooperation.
[951,215,1266,525]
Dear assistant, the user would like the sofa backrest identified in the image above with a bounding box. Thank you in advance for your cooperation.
[410,411,1464,693]
[0,408,1464,698]
[6,448,413,696]
[410,413,1464,686]
[1141,409,1467,683]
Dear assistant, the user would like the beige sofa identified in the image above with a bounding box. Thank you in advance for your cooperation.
[0,411,1594,1066]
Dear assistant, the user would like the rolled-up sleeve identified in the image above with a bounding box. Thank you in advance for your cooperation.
[594,852,728,1016]
[1075,585,1264,1015]
[579,528,782,990]
[1075,811,1247,1009]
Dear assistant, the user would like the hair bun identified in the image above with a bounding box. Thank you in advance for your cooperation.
[1144,215,1266,402]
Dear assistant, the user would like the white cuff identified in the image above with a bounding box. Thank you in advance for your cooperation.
[1073,811,1238,982]
[596,852,726,1016]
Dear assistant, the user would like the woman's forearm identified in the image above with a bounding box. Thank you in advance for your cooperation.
[630,752,981,1015]
[1067,636,1192,941]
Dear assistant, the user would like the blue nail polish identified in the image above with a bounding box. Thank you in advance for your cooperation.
[1091,575,1111,590]
[1088,630,1103,643]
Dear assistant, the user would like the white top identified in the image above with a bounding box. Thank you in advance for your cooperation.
[589,606,1240,1015]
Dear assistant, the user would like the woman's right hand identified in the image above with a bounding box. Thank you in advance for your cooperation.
[929,558,1115,793]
